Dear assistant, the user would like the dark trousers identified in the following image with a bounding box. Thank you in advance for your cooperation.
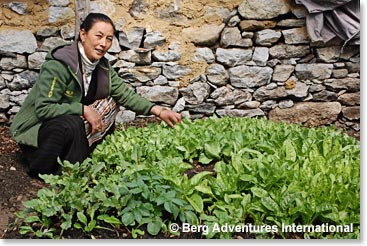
[20,115,97,177]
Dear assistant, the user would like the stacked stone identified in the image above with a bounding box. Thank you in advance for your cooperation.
[0,0,360,136]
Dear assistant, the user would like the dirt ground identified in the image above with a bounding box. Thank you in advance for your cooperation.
[0,125,42,239]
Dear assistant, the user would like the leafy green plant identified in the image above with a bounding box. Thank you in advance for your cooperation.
[17,116,360,239]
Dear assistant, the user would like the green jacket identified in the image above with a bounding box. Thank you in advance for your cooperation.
[10,42,155,147]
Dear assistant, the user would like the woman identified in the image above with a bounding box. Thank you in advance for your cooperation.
[10,13,181,177]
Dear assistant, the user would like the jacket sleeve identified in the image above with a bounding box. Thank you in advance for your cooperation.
[34,60,83,120]
[109,65,155,115]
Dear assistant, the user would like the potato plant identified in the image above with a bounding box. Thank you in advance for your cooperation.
[17,116,360,239]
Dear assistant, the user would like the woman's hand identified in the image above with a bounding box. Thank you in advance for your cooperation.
[83,105,105,134]
[151,106,182,128]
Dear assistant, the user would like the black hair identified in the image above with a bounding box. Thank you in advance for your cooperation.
[79,13,116,40]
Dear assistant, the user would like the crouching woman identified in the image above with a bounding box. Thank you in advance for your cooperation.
[10,13,181,177]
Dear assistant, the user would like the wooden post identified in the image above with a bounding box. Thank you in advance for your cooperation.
[75,0,90,40]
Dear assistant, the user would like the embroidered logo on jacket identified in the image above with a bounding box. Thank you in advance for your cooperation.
[64,90,74,97]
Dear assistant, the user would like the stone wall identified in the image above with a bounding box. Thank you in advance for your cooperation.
[0,0,360,136]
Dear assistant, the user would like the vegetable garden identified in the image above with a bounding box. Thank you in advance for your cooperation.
[16,116,360,239]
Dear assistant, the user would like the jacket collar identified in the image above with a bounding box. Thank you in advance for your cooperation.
[51,42,110,99]
[52,42,83,85]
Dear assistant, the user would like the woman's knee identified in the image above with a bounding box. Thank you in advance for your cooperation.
[40,115,85,140]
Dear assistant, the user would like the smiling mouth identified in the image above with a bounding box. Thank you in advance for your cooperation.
[96,49,105,55]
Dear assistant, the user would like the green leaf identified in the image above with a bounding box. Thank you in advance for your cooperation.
[256,144,275,154]
[204,142,221,160]
[61,218,72,231]
[19,226,34,235]
[199,153,212,164]
[147,220,162,235]
[222,142,233,157]
[240,147,262,157]
[171,198,185,206]
[77,211,88,225]
[261,196,280,213]
[251,187,268,198]
[175,160,196,172]
[90,163,105,175]
[74,223,82,230]
[133,209,143,223]
[187,193,203,213]
[103,215,121,225]
[323,137,332,157]
[86,220,97,232]
[240,174,257,184]
[175,145,186,152]
[23,215,40,223]
[22,199,39,208]
[121,212,135,226]
[96,214,109,220]
[131,228,144,238]
[195,180,214,196]
[283,139,297,162]
[241,193,252,210]
[183,210,199,225]
[164,202,173,213]
[190,171,212,186]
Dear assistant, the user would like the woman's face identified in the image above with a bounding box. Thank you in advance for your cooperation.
[80,21,114,62]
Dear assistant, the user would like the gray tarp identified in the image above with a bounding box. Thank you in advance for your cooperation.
[295,0,360,47]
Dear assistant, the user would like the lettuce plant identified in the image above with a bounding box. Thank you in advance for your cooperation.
[17,116,360,239]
